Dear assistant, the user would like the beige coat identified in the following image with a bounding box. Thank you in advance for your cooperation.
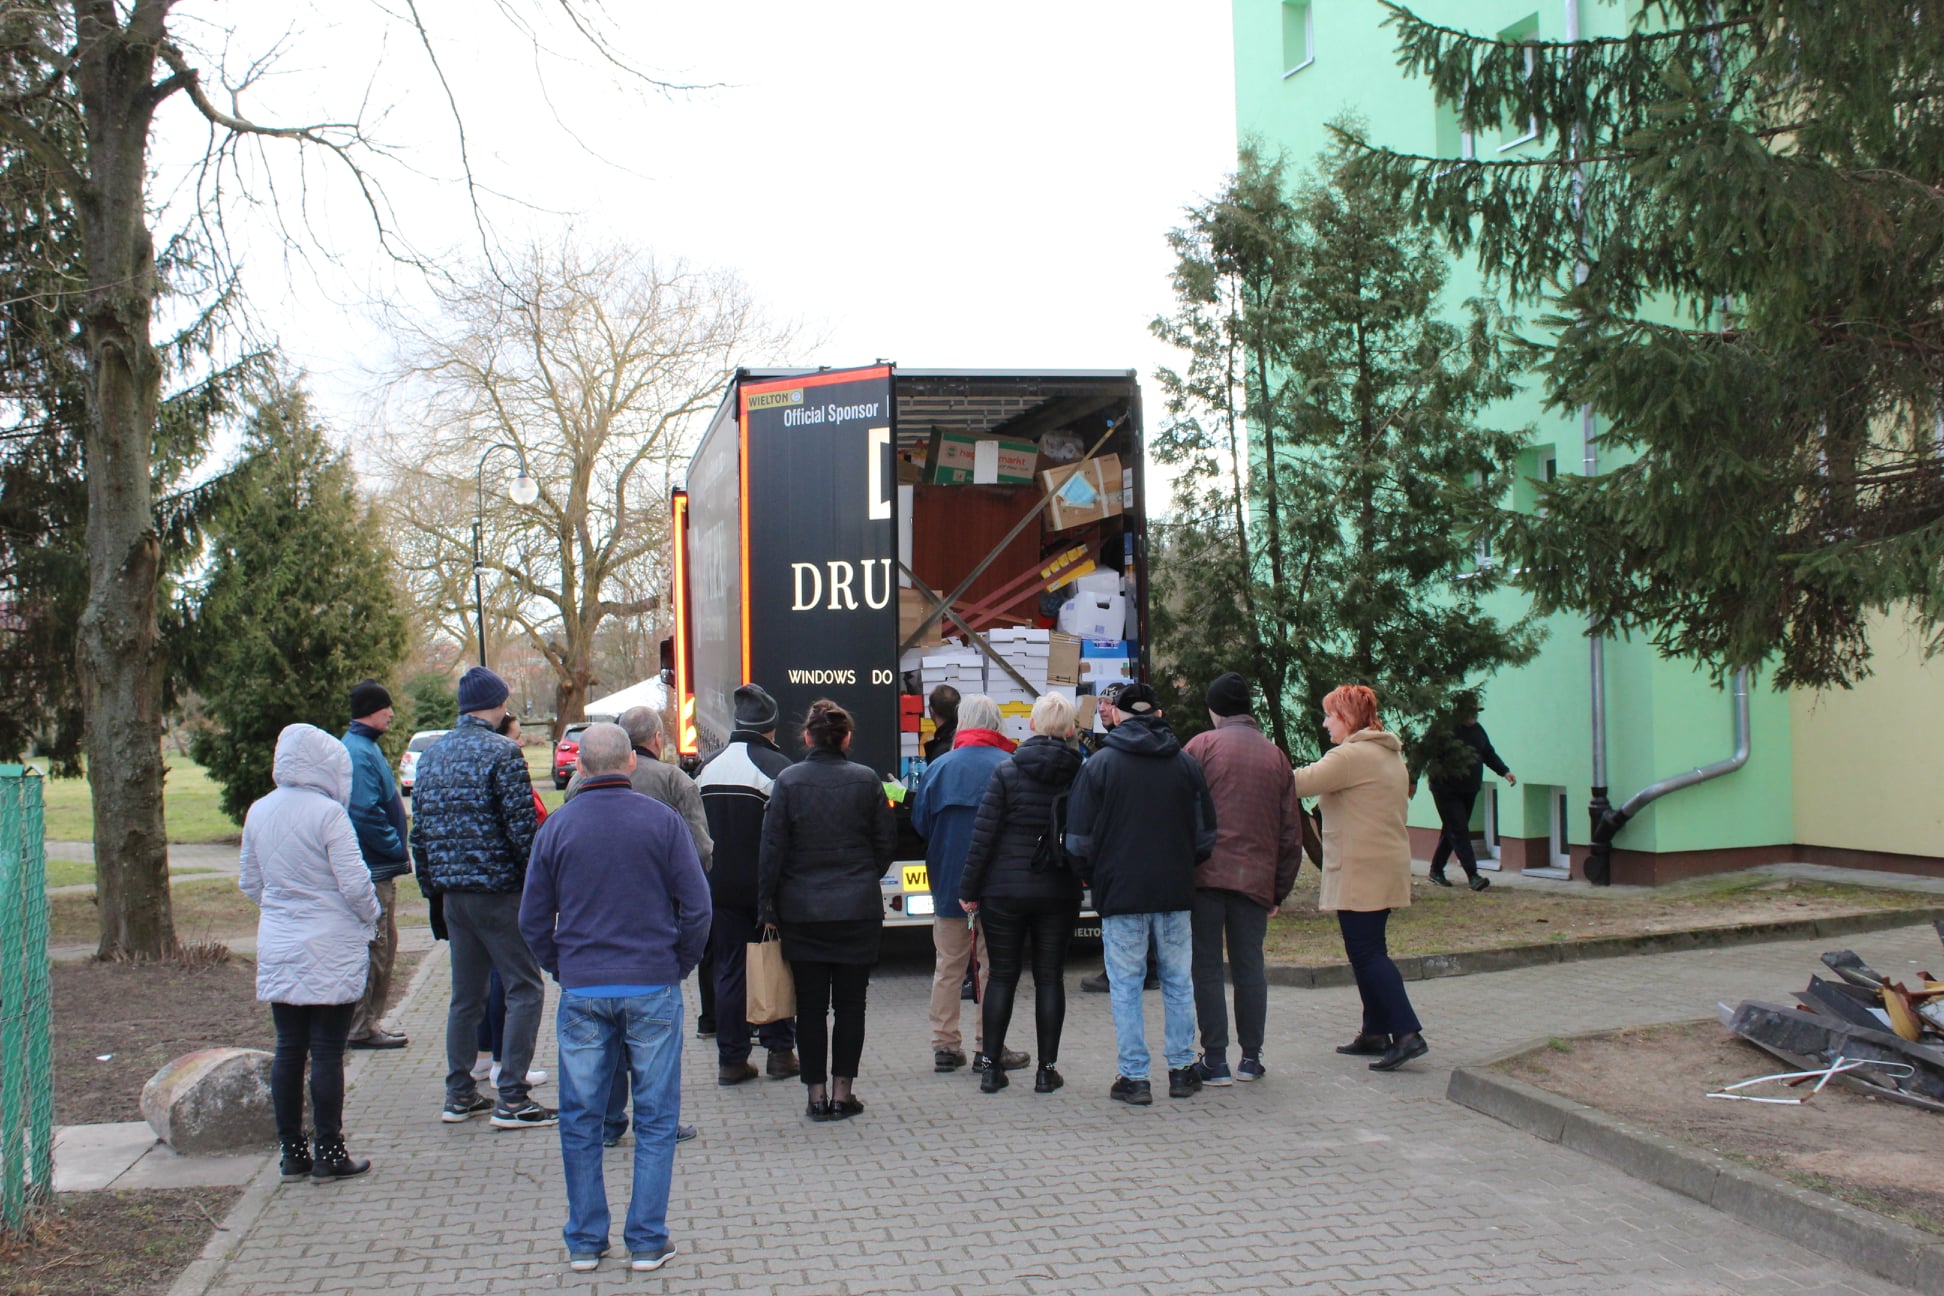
[1292,729,1412,913]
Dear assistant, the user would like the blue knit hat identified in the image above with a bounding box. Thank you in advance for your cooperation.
[456,666,510,714]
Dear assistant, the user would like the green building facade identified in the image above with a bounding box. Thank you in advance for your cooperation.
[1231,0,1944,882]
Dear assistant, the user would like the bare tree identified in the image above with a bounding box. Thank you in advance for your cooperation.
[381,240,789,733]
[0,1,694,959]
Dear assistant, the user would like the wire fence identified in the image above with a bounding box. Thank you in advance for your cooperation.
[0,765,54,1233]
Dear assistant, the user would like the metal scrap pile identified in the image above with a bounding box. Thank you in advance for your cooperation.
[1718,920,1944,1113]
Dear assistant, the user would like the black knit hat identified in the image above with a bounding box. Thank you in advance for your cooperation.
[348,678,392,719]
[456,666,509,714]
[734,683,780,731]
[1206,672,1251,718]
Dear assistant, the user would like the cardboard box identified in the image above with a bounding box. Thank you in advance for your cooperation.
[1080,638,1131,658]
[1058,592,1127,641]
[1040,454,1124,531]
[900,588,948,645]
[927,428,1038,486]
[1079,656,1134,685]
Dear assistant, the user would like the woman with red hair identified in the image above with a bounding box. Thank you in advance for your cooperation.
[1292,685,1427,1072]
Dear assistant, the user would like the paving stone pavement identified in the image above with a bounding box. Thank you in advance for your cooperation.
[185,922,1944,1296]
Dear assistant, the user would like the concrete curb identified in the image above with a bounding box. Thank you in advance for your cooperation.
[1266,905,1944,989]
[1448,1053,1944,1295]
[164,945,447,1296]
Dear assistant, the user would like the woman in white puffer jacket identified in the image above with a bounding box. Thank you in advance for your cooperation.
[239,723,381,1184]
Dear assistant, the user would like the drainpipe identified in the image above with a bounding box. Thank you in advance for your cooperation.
[1585,668,1752,882]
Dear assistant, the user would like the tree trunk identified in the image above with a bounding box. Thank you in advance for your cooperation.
[553,665,595,738]
[74,6,175,960]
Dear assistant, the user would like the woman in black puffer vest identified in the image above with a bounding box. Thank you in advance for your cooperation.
[959,693,1085,1095]
[759,699,896,1121]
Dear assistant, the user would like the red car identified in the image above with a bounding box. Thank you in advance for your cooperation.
[551,722,591,790]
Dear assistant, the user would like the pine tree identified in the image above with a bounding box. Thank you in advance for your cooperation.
[188,382,408,821]
[1352,2,1944,688]
[1153,141,1540,768]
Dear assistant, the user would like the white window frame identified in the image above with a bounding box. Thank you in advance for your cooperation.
[1497,43,1541,151]
[1281,1,1316,79]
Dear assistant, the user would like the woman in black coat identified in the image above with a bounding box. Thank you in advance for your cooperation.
[759,699,897,1121]
[958,693,1085,1095]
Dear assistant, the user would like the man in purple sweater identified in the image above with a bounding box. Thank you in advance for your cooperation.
[520,724,710,1276]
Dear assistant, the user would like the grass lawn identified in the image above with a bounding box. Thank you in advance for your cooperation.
[48,873,432,947]
[34,758,240,845]
[1262,869,1927,966]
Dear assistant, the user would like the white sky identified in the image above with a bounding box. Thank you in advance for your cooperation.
[153,2,1239,486]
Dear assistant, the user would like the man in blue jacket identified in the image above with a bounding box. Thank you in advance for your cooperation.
[521,723,710,1276]
[343,679,410,1049]
[910,694,1027,1076]
[411,666,550,1130]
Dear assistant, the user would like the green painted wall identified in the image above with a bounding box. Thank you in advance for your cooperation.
[1232,0,1800,860]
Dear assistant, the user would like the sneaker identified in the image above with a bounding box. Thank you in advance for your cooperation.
[1109,1076,1153,1106]
[1195,1051,1234,1087]
[676,1123,698,1143]
[568,1246,610,1273]
[1236,1053,1267,1082]
[933,1048,967,1072]
[1469,874,1492,892]
[469,1056,494,1082]
[1168,1065,1204,1099]
[695,1017,717,1039]
[631,1245,677,1273]
[766,1048,800,1079]
[489,1099,559,1129]
[440,1093,493,1123]
[489,1064,548,1088]
[346,1029,408,1049]
[1080,971,1110,994]
[717,1061,759,1087]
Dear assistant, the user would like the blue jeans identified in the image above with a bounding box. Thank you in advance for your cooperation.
[556,988,683,1257]
[1101,911,1195,1078]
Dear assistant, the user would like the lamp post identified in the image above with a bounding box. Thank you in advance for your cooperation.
[473,442,540,670]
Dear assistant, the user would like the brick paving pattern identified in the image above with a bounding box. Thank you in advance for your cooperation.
[188,922,1944,1294]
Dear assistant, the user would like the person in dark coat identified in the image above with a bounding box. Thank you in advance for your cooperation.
[1065,683,1218,1106]
[694,684,799,1086]
[958,692,1085,1095]
[758,699,896,1121]
[1427,694,1516,892]
[924,684,960,761]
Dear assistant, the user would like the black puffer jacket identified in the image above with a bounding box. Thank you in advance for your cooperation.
[758,748,896,927]
[1065,714,1217,917]
[960,736,1084,904]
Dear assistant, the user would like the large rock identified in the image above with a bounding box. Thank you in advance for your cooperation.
[141,1048,277,1155]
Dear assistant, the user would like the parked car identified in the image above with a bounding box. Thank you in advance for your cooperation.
[552,722,592,790]
[398,729,448,796]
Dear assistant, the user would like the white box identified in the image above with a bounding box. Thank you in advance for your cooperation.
[1079,657,1134,685]
[1059,592,1127,641]
[1074,569,1123,598]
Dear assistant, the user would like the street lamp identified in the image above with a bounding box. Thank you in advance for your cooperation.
[473,442,539,669]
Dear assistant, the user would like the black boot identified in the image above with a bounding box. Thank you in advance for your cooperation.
[278,1134,312,1182]
[310,1135,372,1183]
[980,1062,1008,1093]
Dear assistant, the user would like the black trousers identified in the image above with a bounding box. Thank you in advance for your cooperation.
[1191,887,1270,1056]
[980,895,1080,1066]
[697,942,717,1025]
[270,1001,357,1144]
[1336,909,1422,1038]
[1429,785,1480,878]
[790,959,871,1085]
[711,903,796,1065]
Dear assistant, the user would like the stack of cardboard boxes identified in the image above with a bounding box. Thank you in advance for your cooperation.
[917,629,1080,743]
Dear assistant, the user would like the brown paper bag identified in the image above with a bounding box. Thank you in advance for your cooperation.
[746,930,796,1024]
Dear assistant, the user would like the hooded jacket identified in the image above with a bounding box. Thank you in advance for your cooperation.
[239,725,381,1005]
[1428,721,1511,798]
[909,740,1010,917]
[1293,728,1412,913]
[1184,715,1304,909]
[693,730,794,910]
[408,714,540,894]
[1063,714,1218,917]
[959,735,1085,905]
[758,747,897,927]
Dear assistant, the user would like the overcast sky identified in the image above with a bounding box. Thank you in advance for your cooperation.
[154,2,1239,483]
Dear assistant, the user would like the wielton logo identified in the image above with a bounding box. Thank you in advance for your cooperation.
[747,388,804,411]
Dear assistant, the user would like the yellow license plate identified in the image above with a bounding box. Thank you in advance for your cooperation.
[901,864,929,892]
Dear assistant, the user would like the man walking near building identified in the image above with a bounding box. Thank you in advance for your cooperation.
[911,695,1028,1076]
[567,705,719,1137]
[1065,683,1217,1105]
[1184,673,1303,1085]
[694,684,799,1086]
[411,666,553,1130]
[522,724,710,1274]
[343,679,410,1050]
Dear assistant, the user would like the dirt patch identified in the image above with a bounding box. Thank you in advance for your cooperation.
[0,1188,239,1296]
[1500,1020,1944,1233]
[1263,872,1929,966]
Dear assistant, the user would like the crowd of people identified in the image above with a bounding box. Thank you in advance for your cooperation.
[233,659,1515,1274]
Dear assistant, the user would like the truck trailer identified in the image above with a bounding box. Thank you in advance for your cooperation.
[669,364,1152,926]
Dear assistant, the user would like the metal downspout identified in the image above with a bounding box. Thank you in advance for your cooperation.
[1586,668,1753,880]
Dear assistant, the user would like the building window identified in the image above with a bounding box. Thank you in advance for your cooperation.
[1281,1,1315,79]
[1496,13,1541,151]
[1512,444,1558,515]
[1434,99,1476,173]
